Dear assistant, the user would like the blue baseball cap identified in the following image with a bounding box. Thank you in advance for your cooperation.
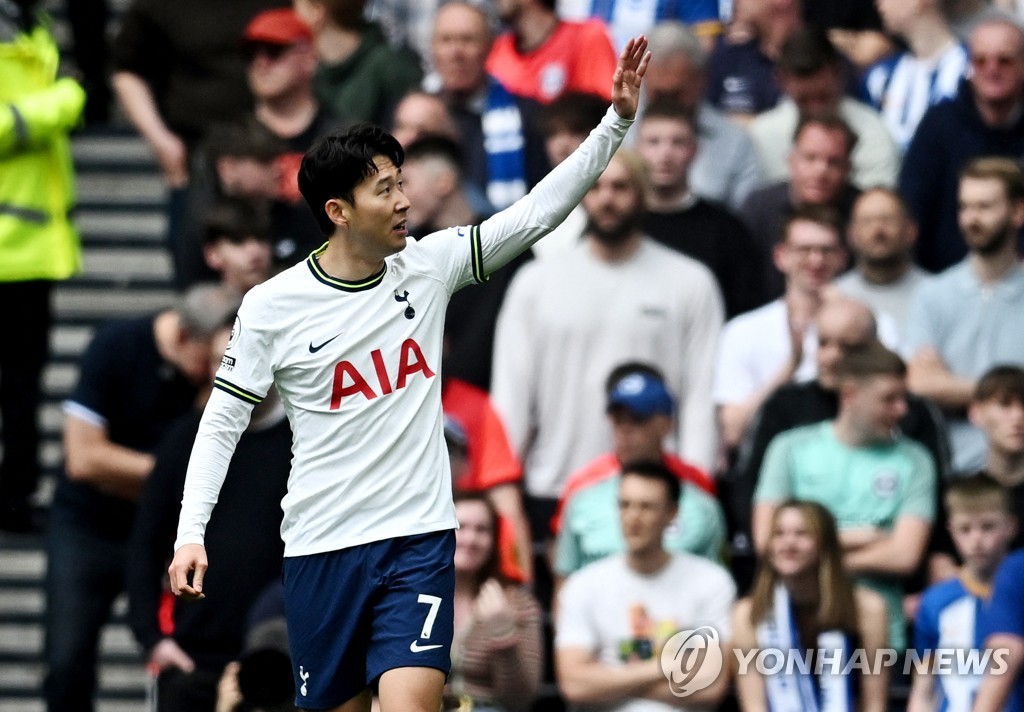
[607,372,674,418]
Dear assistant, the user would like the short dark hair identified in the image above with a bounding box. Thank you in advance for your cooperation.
[781,204,845,245]
[541,91,608,138]
[620,460,681,504]
[639,97,698,134]
[403,135,466,178]
[604,361,665,394]
[946,472,1014,517]
[960,157,1024,202]
[974,365,1024,404]
[834,340,906,382]
[777,26,843,76]
[202,198,271,245]
[298,123,405,236]
[793,112,858,157]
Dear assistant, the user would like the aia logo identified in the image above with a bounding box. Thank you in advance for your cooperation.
[660,626,723,697]
[329,338,435,409]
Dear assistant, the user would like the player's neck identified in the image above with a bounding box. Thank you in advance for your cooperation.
[317,238,387,282]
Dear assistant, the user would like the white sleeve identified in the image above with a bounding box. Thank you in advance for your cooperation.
[554,570,599,652]
[475,106,633,277]
[173,388,254,550]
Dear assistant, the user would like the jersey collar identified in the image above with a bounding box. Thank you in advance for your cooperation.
[306,243,388,292]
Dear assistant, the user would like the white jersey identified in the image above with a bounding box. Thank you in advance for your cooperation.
[175,107,633,557]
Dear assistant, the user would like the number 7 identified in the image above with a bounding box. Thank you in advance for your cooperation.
[417,594,442,639]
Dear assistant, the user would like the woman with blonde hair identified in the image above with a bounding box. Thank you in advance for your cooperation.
[732,500,889,712]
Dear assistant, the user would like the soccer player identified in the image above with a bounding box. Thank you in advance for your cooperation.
[167,35,651,712]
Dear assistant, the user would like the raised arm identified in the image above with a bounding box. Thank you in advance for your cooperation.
[475,37,650,273]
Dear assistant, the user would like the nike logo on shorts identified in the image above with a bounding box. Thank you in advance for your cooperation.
[410,640,443,653]
[309,333,343,353]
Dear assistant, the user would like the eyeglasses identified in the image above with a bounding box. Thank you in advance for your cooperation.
[242,42,294,62]
[971,54,1019,69]
[786,244,844,258]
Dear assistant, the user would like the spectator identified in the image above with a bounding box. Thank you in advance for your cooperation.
[215,613,296,712]
[402,136,532,391]
[971,549,1024,712]
[126,322,291,711]
[834,187,929,335]
[863,0,968,152]
[491,149,723,536]
[442,374,533,581]
[553,363,725,583]
[740,113,860,298]
[636,98,769,318]
[200,199,274,295]
[485,0,618,104]
[728,297,950,588]
[753,342,937,650]
[532,91,609,259]
[714,206,850,450]
[294,0,423,127]
[732,501,889,712]
[449,493,543,711]
[0,0,85,532]
[899,18,1024,272]
[908,474,1018,712]
[704,0,800,121]
[242,7,338,265]
[969,366,1024,541]
[644,20,765,210]
[111,0,278,260]
[428,1,551,211]
[804,0,893,72]
[556,0,723,53]
[905,157,1024,474]
[44,285,242,712]
[365,0,446,63]
[946,0,1017,40]
[390,91,459,146]
[555,461,735,710]
[749,26,900,190]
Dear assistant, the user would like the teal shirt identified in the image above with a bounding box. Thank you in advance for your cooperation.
[554,476,726,576]
[755,421,937,650]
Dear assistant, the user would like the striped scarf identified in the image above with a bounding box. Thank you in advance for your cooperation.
[482,77,527,210]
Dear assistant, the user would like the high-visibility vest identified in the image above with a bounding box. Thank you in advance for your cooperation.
[0,22,85,282]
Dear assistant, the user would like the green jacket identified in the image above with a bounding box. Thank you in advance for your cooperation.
[0,21,85,281]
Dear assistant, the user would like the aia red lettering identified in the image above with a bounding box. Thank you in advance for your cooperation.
[329,339,435,409]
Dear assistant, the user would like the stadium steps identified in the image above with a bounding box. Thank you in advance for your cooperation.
[0,122,172,710]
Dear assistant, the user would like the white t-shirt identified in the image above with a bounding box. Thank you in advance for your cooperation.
[175,107,633,557]
[713,298,901,406]
[556,553,736,712]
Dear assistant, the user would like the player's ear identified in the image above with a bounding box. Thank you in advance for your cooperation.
[324,198,349,229]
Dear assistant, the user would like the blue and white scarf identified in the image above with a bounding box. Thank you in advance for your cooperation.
[482,77,527,211]
[755,584,855,712]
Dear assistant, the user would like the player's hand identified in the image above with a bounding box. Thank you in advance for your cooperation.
[475,579,517,636]
[168,543,208,600]
[611,35,651,120]
[149,637,196,673]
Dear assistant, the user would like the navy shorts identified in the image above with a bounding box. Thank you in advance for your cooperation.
[282,530,455,709]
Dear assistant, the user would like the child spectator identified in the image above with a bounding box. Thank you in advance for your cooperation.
[908,474,1018,712]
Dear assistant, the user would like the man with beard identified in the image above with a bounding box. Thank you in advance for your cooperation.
[834,187,928,335]
[906,157,1024,474]
[491,149,723,542]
